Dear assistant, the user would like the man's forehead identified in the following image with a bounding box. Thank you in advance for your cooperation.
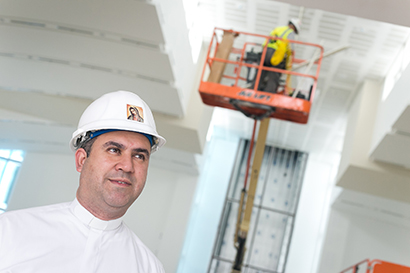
[97,131,151,147]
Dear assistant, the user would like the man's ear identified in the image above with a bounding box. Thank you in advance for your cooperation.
[75,148,87,173]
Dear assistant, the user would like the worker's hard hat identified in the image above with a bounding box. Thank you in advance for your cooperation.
[69,90,166,152]
[289,18,301,34]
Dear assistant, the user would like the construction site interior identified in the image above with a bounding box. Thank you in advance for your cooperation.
[1,0,410,273]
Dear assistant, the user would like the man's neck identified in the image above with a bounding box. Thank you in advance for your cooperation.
[76,195,125,221]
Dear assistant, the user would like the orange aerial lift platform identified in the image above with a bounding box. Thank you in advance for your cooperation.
[199,29,402,273]
[340,259,410,273]
[199,27,324,123]
[199,28,324,273]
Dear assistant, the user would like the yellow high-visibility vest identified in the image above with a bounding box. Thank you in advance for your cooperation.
[263,26,294,66]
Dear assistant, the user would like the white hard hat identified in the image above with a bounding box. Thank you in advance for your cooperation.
[289,18,301,34]
[70,90,166,152]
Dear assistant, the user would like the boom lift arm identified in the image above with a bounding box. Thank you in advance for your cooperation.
[199,28,327,272]
[232,118,269,272]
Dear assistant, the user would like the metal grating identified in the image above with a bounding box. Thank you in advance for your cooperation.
[208,140,308,273]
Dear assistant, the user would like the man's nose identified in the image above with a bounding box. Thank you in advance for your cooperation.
[115,155,134,173]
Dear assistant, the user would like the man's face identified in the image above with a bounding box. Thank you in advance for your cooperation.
[75,130,151,220]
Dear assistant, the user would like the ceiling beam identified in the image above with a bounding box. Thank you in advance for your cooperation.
[0,88,90,126]
[337,80,410,203]
[275,0,410,27]
[0,86,213,155]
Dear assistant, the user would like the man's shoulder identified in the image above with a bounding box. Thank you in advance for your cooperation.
[0,201,72,222]
[121,223,154,251]
[120,223,165,272]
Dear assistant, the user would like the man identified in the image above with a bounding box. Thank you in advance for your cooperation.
[0,90,166,272]
[250,18,300,93]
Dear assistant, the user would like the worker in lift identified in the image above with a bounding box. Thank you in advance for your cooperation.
[249,18,300,94]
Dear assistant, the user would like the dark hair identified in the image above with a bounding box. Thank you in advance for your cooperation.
[78,137,98,157]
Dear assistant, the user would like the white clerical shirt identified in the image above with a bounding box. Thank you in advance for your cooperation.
[0,199,165,273]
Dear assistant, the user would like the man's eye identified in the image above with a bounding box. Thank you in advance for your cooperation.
[134,154,146,161]
[108,147,120,153]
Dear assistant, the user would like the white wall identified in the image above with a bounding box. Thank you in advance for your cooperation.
[372,60,410,153]
[318,206,410,272]
[6,151,198,273]
[125,166,198,273]
[286,155,338,273]
[8,152,79,210]
[176,128,240,273]
[175,124,342,273]
[315,78,410,273]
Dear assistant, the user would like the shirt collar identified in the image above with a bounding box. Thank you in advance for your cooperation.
[70,199,123,231]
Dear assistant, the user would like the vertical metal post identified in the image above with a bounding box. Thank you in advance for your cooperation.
[232,118,270,272]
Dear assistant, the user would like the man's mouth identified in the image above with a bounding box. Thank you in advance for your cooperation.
[110,179,132,186]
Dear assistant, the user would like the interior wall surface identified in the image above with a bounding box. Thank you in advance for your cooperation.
[7,152,79,210]
[285,155,338,273]
[176,127,240,273]
[6,151,198,273]
[174,123,342,273]
[336,80,410,203]
[317,207,410,273]
[371,62,410,153]
[124,166,198,273]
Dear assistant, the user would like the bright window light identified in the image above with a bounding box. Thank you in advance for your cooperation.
[0,149,25,213]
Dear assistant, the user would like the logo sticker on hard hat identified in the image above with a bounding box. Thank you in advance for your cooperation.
[127,104,144,123]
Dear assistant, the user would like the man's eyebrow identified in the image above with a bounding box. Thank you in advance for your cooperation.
[103,141,150,157]
[133,148,150,158]
[103,141,125,150]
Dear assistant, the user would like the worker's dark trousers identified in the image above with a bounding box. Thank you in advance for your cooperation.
[250,47,286,93]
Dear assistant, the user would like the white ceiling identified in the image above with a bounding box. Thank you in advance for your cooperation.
[193,0,410,166]
[0,0,184,113]
[0,0,189,155]
[0,0,409,177]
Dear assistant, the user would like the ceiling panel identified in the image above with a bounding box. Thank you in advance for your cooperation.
[0,0,409,174]
[254,3,280,34]
[318,13,345,43]
[224,0,247,29]
[193,0,410,170]
[0,25,174,81]
[0,57,183,116]
[0,0,164,44]
[192,1,410,142]
[0,0,186,119]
